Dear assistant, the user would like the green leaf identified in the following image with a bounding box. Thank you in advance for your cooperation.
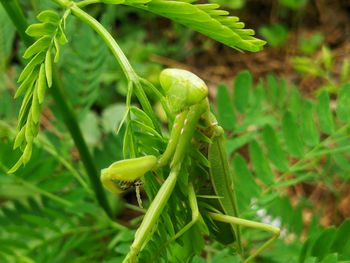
[45,50,52,87]
[262,125,288,172]
[79,111,101,146]
[282,111,304,157]
[31,82,41,123]
[336,83,350,122]
[22,142,33,164]
[15,68,38,98]
[317,91,334,134]
[320,254,338,263]
[129,0,265,52]
[249,140,274,185]
[322,46,333,71]
[37,63,47,104]
[26,23,56,37]
[102,103,126,133]
[330,219,350,254]
[53,37,60,63]
[259,23,288,47]
[301,100,319,147]
[132,120,163,139]
[226,132,255,154]
[37,10,60,23]
[273,173,316,188]
[233,70,252,113]
[131,106,154,128]
[216,84,235,130]
[18,52,45,83]
[232,154,260,211]
[266,73,279,106]
[288,86,302,118]
[311,227,336,259]
[23,36,51,59]
[13,126,26,149]
[8,157,23,174]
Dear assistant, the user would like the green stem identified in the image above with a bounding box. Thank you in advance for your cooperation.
[52,0,161,132]
[51,70,113,217]
[0,0,32,47]
[1,0,112,217]
[76,0,101,8]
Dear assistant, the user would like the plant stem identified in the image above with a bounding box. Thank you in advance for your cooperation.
[1,0,112,217]
[51,70,113,217]
[0,0,32,47]
[76,0,102,8]
[53,0,161,132]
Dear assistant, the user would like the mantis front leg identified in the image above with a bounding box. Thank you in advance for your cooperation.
[123,102,206,262]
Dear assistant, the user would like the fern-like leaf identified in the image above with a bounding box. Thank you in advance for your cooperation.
[9,10,69,173]
[124,0,266,52]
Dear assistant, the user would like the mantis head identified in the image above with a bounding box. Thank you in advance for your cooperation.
[101,155,157,194]
[159,68,208,113]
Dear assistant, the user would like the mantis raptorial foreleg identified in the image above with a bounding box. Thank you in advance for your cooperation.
[208,212,281,263]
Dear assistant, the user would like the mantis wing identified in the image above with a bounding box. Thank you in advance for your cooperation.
[208,128,243,252]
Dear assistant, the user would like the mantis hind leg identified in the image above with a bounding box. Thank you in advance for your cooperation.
[208,212,280,263]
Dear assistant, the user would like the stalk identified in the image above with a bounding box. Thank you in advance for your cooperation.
[52,0,161,132]
[0,0,112,218]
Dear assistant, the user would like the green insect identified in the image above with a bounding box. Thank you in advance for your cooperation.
[101,68,280,262]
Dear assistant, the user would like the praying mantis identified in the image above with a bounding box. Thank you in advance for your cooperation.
[101,68,280,262]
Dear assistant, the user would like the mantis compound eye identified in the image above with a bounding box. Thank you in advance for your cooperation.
[101,155,157,194]
[159,68,208,113]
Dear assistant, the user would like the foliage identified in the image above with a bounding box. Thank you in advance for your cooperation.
[124,0,266,52]
[208,0,245,10]
[215,71,350,261]
[259,23,289,48]
[9,9,69,172]
[292,46,350,93]
[1,0,350,262]
[279,0,308,10]
[298,32,324,55]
